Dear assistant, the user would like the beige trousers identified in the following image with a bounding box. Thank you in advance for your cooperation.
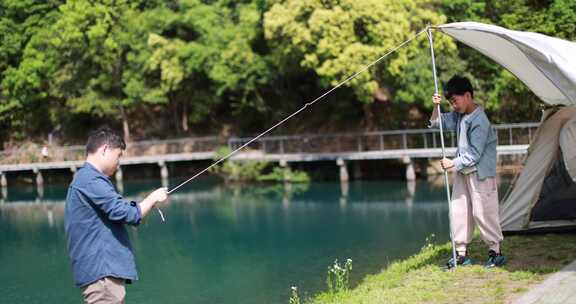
[450,172,503,255]
[81,277,126,304]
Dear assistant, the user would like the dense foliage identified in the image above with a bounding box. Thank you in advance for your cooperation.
[1,0,573,146]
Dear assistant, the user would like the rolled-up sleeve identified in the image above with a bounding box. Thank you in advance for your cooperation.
[429,111,458,131]
[84,177,142,225]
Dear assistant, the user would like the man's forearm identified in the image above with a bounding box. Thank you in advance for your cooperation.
[430,104,440,122]
[139,197,156,219]
[428,106,441,129]
[138,188,168,219]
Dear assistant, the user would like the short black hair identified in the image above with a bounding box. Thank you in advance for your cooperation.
[86,127,126,154]
[444,75,474,99]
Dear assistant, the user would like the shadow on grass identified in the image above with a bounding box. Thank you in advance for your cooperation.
[463,233,576,275]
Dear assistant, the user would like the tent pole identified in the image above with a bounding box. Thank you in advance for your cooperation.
[427,26,458,269]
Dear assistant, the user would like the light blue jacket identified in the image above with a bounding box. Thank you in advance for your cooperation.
[430,106,497,180]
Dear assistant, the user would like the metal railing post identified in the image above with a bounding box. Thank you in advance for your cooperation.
[402,134,407,149]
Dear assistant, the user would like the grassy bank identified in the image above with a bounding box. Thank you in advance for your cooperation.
[306,233,576,304]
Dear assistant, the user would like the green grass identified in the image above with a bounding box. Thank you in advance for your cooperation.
[305,233,576,304]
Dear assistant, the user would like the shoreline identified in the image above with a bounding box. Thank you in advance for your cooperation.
[305,233,576,304]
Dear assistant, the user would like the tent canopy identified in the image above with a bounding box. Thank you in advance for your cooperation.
[436,22,576,106]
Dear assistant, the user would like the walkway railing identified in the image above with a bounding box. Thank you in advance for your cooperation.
[228,123,539,154]
[0,123,539,164]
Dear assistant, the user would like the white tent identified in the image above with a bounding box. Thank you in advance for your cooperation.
[435,22,576,232]
[499,107,576,231]
[436,22,576,107]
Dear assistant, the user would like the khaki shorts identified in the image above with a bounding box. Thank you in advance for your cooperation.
[81,277,126,304]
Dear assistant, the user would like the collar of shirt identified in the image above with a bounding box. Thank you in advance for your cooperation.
[83,162,110,180]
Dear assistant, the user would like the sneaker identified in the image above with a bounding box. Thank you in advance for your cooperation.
[485,250,507,268]
[445,254,473,269]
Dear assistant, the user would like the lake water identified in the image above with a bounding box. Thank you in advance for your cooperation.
[0,177,506,303]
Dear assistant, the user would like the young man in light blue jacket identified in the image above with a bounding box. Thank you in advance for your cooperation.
[430,76,506,269]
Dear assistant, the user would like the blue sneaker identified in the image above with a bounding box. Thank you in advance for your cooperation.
[485,250,507,268]
[446,254,473,269]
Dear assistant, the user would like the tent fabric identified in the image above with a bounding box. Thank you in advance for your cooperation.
[499,107,576,231]
[560,119,576,182]
[436,22,576,106]
[530,150,576,222]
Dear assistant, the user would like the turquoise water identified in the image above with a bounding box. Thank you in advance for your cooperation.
[0,178,463,303]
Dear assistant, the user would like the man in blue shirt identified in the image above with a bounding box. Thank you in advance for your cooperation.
[65,127,168,303]
[429,76,506,269]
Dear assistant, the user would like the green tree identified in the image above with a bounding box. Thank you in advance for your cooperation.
[1,0,138,141]
[264,0,458,129]
[140,0,272,133]
[47,0,147,141]
[0,0,64,142]
[2,0,570,146]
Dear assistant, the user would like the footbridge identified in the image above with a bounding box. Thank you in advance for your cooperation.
[0,123,538,194]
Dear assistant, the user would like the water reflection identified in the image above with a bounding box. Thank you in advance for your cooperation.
[2,184,7,201]
[0,179,457,304]
[0,179,452,231]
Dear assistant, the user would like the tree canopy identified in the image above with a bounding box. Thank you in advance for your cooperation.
[0,0,573,146]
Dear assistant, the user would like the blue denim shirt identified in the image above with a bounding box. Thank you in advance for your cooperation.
[430,106,498,180]
[64,162,142,287]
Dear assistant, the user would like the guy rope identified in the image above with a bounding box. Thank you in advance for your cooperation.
[159,26,458,268]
